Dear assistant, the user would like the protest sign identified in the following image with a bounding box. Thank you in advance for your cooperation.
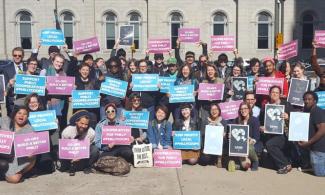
[14,74,46,96]
[123,111,149,129]
[169,85,195,103]
[148,39,171,53]
[133,143,153,168]
[14,131,50,158]
[153,149,182,168]
[29,110,58,131]
[203,125,224,155]
[101,125,131,145]
[211,35,235,52]
[247,76,255,91]
[255,77,284,95]
[198,83,224,101]
[287,78,309,106]
[178,28,200,43]
[59,139,90,160]
[288,112,310,142]
[264,104,284,134]
[173,131,200,150]
[72,90,100,109]
[232,77,248,100]
[46,76,75,95]
[73,37,100,54]
[100,77,128,98]
[229,125,249,157]
[120,25,134,46]
[0,75,5,103]
[219,100,242,120]
[132,74,159,91]
[314,30,325,48]
[0,130,14,154]
[316,91,325,109]
[159,76,176,93]
[278,40,298,60]
[40,29,65,46]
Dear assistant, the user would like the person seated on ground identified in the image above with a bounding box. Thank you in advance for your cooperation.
[60,110,99,176]
[147,105,172,150]
[173,103,200,165]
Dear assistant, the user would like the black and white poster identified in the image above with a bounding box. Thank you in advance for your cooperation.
[232,77,247,101]
[119,25,134,46]
[0,75,5,103]
[264,104,285,134]
[229,124,249,157]
[287,78,309,107]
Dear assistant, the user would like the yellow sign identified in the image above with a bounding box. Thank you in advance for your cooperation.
[276,33,283,49]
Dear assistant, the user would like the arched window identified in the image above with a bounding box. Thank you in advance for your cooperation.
[61,12,74,49]
[129,12,141,49]
[257,12,272,49]
[105,12,117,49]
[213,12,227,35]
[17,11,32,49]
[170,12,183,49]
[302,13,314,49]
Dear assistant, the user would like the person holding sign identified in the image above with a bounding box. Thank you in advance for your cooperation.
[260,86,293,174]
[224,64,246,101]
[173,103,200,165]
[60,110,98,176]
[292,62,312,90]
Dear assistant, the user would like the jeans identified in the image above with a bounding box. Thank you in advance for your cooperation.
[310,150,325,177]
[265,135,290,169]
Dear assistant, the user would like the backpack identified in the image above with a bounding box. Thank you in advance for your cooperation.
[93,156,130,176]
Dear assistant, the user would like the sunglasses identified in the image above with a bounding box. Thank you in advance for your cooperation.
[13,55,22,57]
[106,110,115,114]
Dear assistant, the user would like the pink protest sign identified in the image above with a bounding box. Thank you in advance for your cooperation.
[59,139,90,160]
[178,28,200,43]
[219,100,242,120]
[153,149,182,168]
[148,39,171,53]
[256,77,284,95]
[101,125,131,145]
[73,37,100,54]
[315,30,325,48]
[46,76,75,95]
[0,130,14,154]
[198,83,224,100]
[211,35,235,52]
[278,40,298,60]
[14,131,50,158]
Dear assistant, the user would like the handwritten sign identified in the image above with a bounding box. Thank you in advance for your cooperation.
[198,83,224,100]
[101,126,131,145]
[132,74,159,91]
[314,30,325,48]
[133,143,153,168]
[255,77,284,95]
[46,76,75,95]
[153,149,182,168]
[100,77,128,98]
[211,35,235,52]
[59,139,90,160]
[73,37,100,54]
[0,130,14,154]
[219,100,242,120]
[178,28,200,43]
[14,131,50,158]
[173,131,200,150]
[278,40,298,60]
[40,29,65,46]
[148,39,171,53]
[14,74,46,96]
[72,90,100,109]
[169,84,195,103]
[123,111,149,129]
[29,110,58,131]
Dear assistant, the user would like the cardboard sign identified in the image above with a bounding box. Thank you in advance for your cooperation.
[120,25,134,46]
[219,100,242,120]
[229,125,249,157]
[278,40,298,60]
[159,76,176,93]
[153,149,182,168]
[0,130,14,154]
[314,30,325,48]
[14,74,46,96]
[59,139,90,160]
[198,83,224,101]
[316,91,325,109]
[132,74,159,91]
[73,37,100,54]
[203,125,224,155]
[100,77,128,98]
[72,90,100,109]
[133,143,153,168]
[101,125,131,145]
[264,104,285,134]
[169,84,195,103]
[29,110,58,131]
[255,77,284,95]
[232,77,248,101]
[0,75,5,103]
[148,39,171,53]
[14,131,50,158]
[287,78,309,107]
[46,76,75,95]
[178,28,200,43]
[211,35,235,52]
[173,131,200,150]
[40,29,65,46]
[288,112,310,142]
[123,111,149,129]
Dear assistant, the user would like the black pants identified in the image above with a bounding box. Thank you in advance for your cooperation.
[100,145,133,164]
[266,135,290,169]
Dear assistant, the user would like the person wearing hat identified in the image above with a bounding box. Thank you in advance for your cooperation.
[60,110,99,176]
[145,53,168,75]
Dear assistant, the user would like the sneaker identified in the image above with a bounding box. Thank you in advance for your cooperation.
[228,160,236,172]
[251,161,259,171]
[83,167,94,174]
[277,165,290,174]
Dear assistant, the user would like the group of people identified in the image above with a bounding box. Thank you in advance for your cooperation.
[0,38,324,184]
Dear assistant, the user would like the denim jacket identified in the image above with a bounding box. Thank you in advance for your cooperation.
[94,118,120,152]
[147,119,172,149]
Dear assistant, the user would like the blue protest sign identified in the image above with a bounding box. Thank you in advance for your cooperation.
[159,76,176,93]
[29,110,58,131]
[173,131,201,150]
[100,77,128,98]
[316,91,325,109]
[132,74,159,91]
[72,90,100,109]
[123,111,149,129]
[14,74,46,96]
[247,76,255,91]
[40,29,65,46]
[169,85,195,103]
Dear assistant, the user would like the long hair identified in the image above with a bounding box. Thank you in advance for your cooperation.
[24,93,45,112]
[9,106,29,130]
[237,102,252,124]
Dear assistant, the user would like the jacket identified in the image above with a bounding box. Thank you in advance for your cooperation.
[147,119,172,149]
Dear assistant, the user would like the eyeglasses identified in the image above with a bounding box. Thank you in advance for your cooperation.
[29,63,38,66]
[132,99,140,103]
[240,107,249,111]
[106,110,115,114]
[13,55,22,57]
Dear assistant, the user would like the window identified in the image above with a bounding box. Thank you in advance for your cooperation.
[129,12,141,49]
[17,11,32,49]
[302,14,314,49]
[213,12,227,35]
[170,12,183,49]
[105,12,117,49]
[257,12,272,49]
[61,12,74,49]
